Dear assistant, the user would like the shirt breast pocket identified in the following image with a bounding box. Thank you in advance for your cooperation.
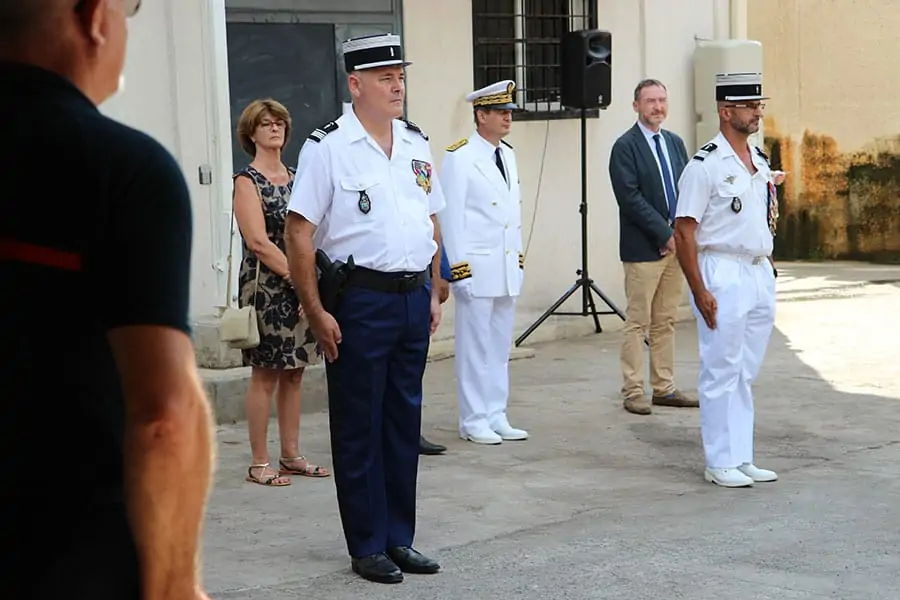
[715,181,748,213]
[339,175,381,222]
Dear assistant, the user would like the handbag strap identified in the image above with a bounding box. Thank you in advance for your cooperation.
[225,170,263,309]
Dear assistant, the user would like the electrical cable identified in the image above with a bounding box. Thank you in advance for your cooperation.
[522,118,551,259]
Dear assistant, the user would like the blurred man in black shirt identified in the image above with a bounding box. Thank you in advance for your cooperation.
[0,1,215,598]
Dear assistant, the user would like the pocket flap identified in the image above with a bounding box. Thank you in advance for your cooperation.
[340,175,379,191]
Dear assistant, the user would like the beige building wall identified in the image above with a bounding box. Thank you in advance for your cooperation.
[750,0,900,262]
[102,0,234,323]
[404,0,719,344]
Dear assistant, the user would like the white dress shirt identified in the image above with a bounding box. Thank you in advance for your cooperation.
[637,120,676,200]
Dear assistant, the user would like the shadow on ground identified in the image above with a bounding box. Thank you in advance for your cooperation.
[203,262,900,600]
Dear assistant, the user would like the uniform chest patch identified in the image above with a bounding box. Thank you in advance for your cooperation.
[411,159,432,194]
[358,190,371,214]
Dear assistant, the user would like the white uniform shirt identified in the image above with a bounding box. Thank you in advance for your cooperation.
[437,131,524,297]
[287,108,446,273]
[676,132,773,257]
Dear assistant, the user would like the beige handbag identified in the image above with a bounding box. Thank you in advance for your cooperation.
[220,176,262,350]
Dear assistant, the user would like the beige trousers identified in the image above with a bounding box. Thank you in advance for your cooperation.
[620,253,684,399]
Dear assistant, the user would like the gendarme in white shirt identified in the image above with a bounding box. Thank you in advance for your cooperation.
[676,132,773,258]
[287,107,446,273]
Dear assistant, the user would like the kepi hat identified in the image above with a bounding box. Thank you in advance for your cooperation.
[466,80,519,110]
[342,33,411,73]
[716,72,768,102]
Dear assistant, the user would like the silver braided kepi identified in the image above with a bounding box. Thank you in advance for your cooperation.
[342,34,411,73]
[716,72,768,101]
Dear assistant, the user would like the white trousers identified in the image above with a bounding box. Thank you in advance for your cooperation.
[453,294,517,436]
[693,253,776,469]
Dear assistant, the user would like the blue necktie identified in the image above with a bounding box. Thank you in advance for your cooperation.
[653,133,676,221]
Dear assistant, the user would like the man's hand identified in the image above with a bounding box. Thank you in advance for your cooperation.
[452,279,474,300]
[772,170,788,186]
[308,310,342,362]
[430,291,442,335]
[693,288,718,330]
[435,278,450,304]
[659,234,677,257]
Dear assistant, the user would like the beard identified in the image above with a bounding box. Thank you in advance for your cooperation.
[732,118,759,134]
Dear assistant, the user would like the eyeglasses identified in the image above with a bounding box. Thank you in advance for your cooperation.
[725,103,766,111]
[125,0,141,17]
[259,120,286,130]
[75,0,141,17]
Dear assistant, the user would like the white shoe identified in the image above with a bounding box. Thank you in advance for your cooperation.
[493,424,529,441]
[704,467,754,487]
[738,463,778,482]
[461,430,503,445]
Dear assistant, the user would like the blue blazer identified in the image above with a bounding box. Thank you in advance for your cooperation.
[608,124,689,262]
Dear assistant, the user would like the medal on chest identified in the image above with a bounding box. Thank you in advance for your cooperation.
[731,196,742,213]
[358,190,371,214]
[411,159,433,194]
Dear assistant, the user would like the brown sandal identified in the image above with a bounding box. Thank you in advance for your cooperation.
[246,462,291,486]
[279,456,331,478]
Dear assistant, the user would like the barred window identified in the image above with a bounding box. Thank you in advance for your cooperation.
[472,0,598,120]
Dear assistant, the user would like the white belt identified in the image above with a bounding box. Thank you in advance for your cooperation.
[700,249,767,265]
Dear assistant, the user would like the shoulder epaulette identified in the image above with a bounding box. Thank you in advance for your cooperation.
[402,119,429,140]
[307,121,339,143]
[692,142,717,161]
[446,138,468,152]
[755,146,770,163]
[500,139,513,149]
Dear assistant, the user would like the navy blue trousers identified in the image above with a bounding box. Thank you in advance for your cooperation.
[325,282,431,558]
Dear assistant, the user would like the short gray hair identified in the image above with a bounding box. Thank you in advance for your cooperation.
[633,79,667,102]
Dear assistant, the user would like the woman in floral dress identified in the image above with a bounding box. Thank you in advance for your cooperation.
[233,99,329,486]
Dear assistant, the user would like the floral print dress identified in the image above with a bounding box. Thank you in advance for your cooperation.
[236,165,319,370]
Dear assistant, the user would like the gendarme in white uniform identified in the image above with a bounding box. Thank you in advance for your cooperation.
[438,79,527,445]
[288,108,445,272]
[675,73,777,481]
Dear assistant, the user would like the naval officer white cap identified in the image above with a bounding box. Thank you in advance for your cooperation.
[465,79,519,110]
[341,33,411,73]
[716,72,769,102]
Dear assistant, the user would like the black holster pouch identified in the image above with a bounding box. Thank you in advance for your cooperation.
[315,249,355,315]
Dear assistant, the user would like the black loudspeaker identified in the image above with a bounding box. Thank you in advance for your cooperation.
[560,29,612,110]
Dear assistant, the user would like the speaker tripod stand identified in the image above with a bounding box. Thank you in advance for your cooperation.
[514,107,627,347]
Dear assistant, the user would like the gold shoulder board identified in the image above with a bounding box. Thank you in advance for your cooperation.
[446,138,468,152]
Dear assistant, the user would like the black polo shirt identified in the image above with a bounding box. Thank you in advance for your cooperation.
[0,62,193,587]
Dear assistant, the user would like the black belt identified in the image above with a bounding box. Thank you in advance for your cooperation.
[346,266,427,294]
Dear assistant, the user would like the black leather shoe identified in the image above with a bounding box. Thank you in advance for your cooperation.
[419,435,447,455]
[387,546,441,574]
[350,553,403,584]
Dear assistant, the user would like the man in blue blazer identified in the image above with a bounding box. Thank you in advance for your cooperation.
[418,247,452,455]
[608,79,699,416]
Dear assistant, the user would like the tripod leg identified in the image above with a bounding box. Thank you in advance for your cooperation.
[589,281,627,321]
[514,282,580,347]
[588,281,649,347]
[584,283,602,333]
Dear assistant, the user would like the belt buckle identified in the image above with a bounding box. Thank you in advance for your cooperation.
[752,256,763,265]
[397,272,417,292]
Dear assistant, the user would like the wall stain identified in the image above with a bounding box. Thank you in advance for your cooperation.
[763,122,900,264]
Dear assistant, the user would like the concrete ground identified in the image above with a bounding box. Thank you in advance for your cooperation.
[203,261,900,600]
